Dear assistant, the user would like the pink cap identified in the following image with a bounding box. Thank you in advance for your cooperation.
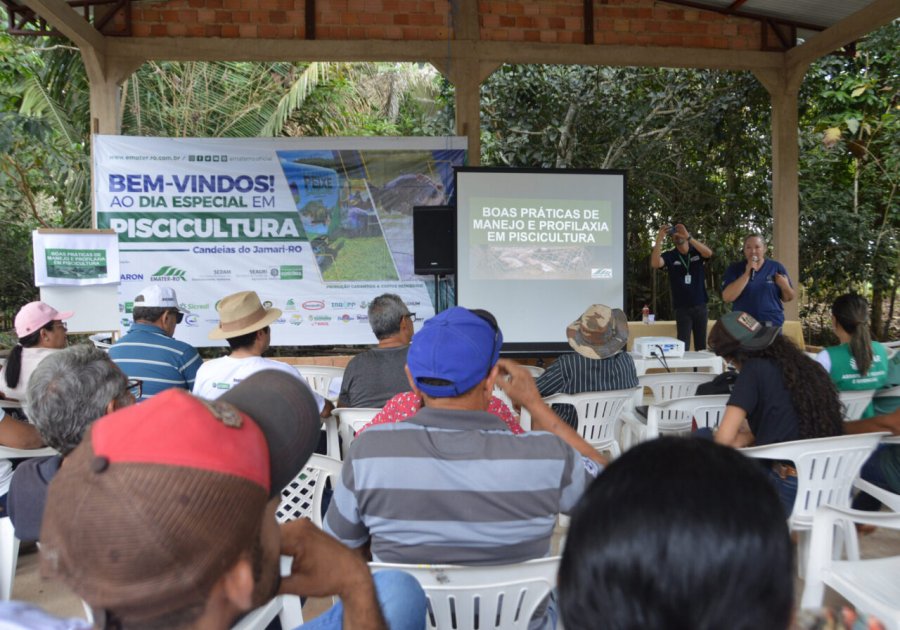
[14,301,75,337]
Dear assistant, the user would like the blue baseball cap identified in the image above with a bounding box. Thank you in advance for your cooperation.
[407,307,503,398]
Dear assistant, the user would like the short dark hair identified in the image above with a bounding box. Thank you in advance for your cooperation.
[368,294,409,340]
[559,437,793,630]
[133,307,169,324]
[226,328,264,351]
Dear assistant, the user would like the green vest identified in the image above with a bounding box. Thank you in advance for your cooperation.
[825,342,889,418]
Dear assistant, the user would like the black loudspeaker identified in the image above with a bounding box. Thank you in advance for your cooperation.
[413,206,457,275]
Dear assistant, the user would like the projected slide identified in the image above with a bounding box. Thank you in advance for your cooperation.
[456,168,626,349]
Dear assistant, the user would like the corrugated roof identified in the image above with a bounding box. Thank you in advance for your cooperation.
[663,0,878,31]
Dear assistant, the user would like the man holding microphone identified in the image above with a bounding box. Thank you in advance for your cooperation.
[651,223,713,350]
[722,234,795,326]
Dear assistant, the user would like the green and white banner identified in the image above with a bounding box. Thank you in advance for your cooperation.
[33,230,119,286]
[94,135,466,347]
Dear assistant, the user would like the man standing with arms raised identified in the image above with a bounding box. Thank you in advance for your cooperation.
[722,234,795,327]
[651,223,713,350]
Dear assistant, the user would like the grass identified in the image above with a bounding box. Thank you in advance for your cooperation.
[323,236,399,281]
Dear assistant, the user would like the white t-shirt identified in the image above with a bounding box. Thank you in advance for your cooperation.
[0,347,61,401]
[0,415,12,497]
[192,356,325,411]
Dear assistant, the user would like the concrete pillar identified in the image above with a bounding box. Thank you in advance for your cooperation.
[753,64,808,321]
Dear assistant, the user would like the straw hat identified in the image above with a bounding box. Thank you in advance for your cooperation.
[208,291,282,340]
[566,304,629,360]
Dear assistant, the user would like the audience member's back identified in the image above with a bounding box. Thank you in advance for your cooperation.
[559,437,793,630]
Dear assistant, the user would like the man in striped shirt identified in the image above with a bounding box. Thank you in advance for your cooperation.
[535,304,639,428]
[109,285,201,399]
[325,307,600,630]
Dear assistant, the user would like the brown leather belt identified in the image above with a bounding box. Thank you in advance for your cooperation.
[772,462,798,479]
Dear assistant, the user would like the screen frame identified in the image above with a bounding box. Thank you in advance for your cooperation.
[454,166,628,355]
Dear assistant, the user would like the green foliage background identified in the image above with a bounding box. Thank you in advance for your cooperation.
[0,18,896,344]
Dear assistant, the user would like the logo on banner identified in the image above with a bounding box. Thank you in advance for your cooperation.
[151,266,187,282]
[284,299,298,311]
[280,265,303,280]
[120,273,144,282]
[591,268,613,279]
[289,314,303,326]
[249,269,268,278]
[356,315,369,322]
[263,301,274,309]
[123,301,134,314]
[303,301,325,311]
[339,314,352,324]
[185,314,200,327]
[331,301,356,310]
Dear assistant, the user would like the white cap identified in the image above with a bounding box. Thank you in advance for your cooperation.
[133,286,187,313]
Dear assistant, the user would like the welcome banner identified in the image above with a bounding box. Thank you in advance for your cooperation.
[94,136,467,346]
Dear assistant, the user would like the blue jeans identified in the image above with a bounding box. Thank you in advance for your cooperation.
[299,570,426,630]
[766,466,798,518]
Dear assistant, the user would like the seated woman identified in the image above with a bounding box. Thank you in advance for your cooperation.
[0,302,73,402]
[815,293,889,418]
[708,311,843,514]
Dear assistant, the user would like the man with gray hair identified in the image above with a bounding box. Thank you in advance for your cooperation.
[7,344,136,541]
[337,294,414,408]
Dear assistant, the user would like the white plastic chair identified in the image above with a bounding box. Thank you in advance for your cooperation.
[294,365,344,403]
[839,389,876,421]
[332,408,380,459]
[88,332,113,350]
[638,372,716,403]
[801,506,900,629]
[874,385,900,399]
[543,389,637,458]
[742,432,886,576]
[276,454,342,528]
[0,445,57,601]
[235,455,342,630]
[370,557,559,630]
[620,394,729,448]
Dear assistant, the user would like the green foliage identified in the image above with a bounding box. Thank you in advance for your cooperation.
[798,22,899,338]
[480,64,772,319]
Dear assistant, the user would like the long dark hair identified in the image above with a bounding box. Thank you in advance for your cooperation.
[711,333,843,440]
[4,322,54,389]
[832,293,874,376]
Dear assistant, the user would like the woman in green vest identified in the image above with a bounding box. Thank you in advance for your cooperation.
[815,293,889,418]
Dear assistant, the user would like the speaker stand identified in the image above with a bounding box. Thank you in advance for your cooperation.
[432,274,443,313]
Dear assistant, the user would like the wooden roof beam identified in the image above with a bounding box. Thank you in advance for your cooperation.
[786,0,900,70]
[106,38,784,72]
[20,0,104,52]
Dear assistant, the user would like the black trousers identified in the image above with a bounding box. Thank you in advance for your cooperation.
[675,303,708,350]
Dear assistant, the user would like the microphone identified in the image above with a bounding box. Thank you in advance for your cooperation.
[750,255,759,280]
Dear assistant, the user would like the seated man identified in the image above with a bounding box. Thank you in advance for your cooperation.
[338,294,414,408]
[325,307,603,629]
[558,437,793,630]
[8,344,135,541]
[108,285,201,399]
[193,290,328,415]
[0,410,43,518]
[2,371,425,630]
[535,304,639,428]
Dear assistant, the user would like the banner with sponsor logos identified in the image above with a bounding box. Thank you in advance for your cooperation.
[94,136,467,346]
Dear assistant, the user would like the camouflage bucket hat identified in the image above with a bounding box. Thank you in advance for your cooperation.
[566,304,629,360]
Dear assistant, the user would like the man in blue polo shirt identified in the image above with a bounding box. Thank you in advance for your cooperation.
[721,234,796,327]
[651,223,714,350]
[109,285,201,399]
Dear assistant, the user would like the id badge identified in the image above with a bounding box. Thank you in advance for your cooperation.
[684,274,692,285]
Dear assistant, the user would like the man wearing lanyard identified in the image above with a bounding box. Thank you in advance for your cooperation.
[651,223,714,350]
[722,234,795,327]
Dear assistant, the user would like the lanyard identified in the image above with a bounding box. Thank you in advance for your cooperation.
[677,249,691,273]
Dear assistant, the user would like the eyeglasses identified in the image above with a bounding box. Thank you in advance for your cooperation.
[52,321,68,331]
[126,378,143,398]
[170,310,184,324]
